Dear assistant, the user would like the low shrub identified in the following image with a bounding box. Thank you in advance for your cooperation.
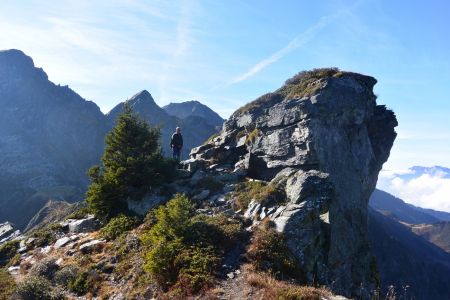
[13,276,64,300]
[233,181,285,211]
[100,214,140,240]
[247,220,301,280]
[7,253,21,267]
[29,223,63,248]
[65,205,91,220]
[29,258,58,279]
[0,240,19,266]
[54,264,80,286]
[142,194,245,295]
[190,214,246,251]
[0,268,16,300]
[68,269,100,296]
[174,245,221,293]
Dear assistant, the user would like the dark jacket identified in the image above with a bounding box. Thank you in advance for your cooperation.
[170,132,183,148]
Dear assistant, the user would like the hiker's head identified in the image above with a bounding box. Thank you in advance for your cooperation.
[176,127,181,133]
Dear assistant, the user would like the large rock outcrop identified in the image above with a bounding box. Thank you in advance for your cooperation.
[188,69,397,296]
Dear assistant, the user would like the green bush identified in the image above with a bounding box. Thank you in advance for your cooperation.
[0,268,16,300]
[0,240,19,266]
[233,181,285,211]
[100,214,140,240]
[53,265,79,286]
[65,205,91,220]
[247,220,301,280]
[29,224,63,248]
[29,258,58,279]
[86,104,175,220]
[67,269,99,296]
[142,194,245,294]
[13,276,64,300]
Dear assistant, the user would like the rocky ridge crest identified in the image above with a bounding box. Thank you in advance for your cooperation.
[185,68,398,296]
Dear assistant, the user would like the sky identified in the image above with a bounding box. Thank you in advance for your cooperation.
[0,0,449,208]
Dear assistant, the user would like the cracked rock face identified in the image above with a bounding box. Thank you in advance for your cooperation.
[189,69,397,297]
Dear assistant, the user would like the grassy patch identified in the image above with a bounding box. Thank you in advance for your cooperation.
[247,220,301,280]
[234,68,343,115]
[245,266,331,300]
[0,268,16,300]
[203,132,220,145]
[234,92,284,116]
[232,181,286,211]
[277,68,341,100]
[28,223,63,248]
[245,128,260,146]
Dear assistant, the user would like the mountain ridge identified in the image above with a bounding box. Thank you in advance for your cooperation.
[0,49,221,229]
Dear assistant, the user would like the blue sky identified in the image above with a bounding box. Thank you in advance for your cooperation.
[0,0,449,172]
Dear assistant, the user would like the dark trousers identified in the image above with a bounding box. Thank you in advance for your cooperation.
[172,146,181,161]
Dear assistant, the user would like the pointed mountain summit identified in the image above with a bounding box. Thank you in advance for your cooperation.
[107,92,220,159]
[0,49,107,229]
[107,90,170,126]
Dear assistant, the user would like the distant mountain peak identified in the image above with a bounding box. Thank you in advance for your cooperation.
[0,49,48,82]
[163,100,224,128]
[127,90,157,106]
[0,49,30,61]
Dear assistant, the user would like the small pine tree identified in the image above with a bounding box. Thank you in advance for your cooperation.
[86,103,171,219]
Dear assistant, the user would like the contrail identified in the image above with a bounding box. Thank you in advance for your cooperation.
[228,2,362,85]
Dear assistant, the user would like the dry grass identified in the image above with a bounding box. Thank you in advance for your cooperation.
[245,265,331,300]
[245,128,260,146]
[233,181,285,211]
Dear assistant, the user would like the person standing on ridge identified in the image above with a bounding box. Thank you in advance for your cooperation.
[170,127,183,161]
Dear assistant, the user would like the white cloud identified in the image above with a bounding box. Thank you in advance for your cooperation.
[378,171,450,212]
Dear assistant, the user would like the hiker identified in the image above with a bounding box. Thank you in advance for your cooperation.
[170,127,183,161]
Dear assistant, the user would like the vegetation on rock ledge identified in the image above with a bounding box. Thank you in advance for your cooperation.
[233,180,286,211]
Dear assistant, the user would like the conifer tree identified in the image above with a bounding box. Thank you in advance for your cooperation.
[86,103,170,219]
